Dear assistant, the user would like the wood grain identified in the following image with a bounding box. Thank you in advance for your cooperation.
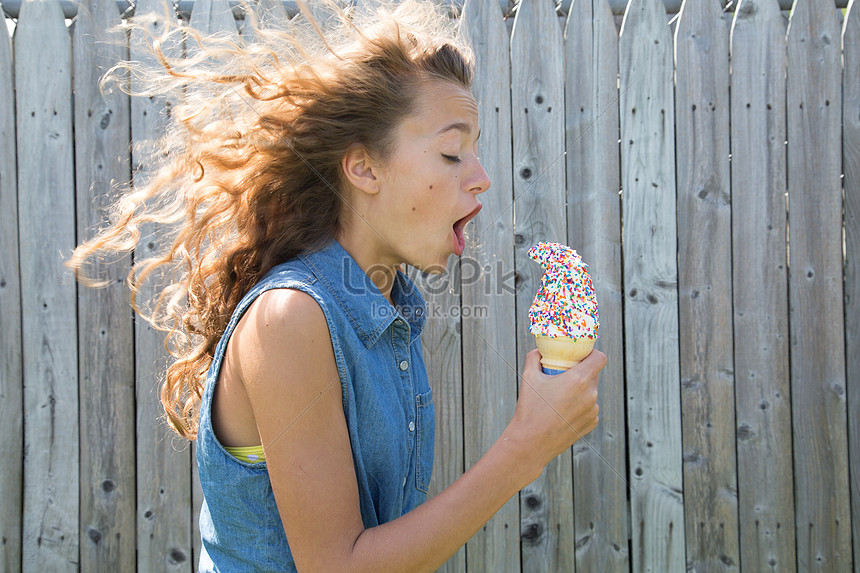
[674,1,740,571]
[619,0,685,570]
[786,0,852,569]
[730,1,797,570]
[842,0,860,565]
[511,1,572,571]
[15,0,79,569]
[129,3,195,570]
[73,0,136,569]
[460,0,518,570]
[0,5,22,572]
[564,0,629,570]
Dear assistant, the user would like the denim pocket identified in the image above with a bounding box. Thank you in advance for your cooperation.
[415,388,435,493]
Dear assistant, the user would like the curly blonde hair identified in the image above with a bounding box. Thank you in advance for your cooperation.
[67,0,474,439]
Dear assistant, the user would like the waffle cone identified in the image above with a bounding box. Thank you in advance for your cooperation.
[534,334,595,370]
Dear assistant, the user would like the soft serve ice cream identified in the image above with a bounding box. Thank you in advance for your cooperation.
[528,242,599,373]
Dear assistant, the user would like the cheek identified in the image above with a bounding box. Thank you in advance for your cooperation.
[416,182,439,207]
[406,193,440,228]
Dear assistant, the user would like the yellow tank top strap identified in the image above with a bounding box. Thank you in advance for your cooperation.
[223,445,265,464]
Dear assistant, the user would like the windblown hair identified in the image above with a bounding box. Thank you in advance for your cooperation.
[67,0,474,439]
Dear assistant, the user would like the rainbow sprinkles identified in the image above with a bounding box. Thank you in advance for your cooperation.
[528,242,599,340]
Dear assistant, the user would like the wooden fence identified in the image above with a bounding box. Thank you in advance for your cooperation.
[0,0,858,571]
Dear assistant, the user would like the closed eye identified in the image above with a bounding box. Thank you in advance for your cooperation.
[442,154,462,164]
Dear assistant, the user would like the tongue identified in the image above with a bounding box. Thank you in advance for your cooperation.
[453,220,466,254]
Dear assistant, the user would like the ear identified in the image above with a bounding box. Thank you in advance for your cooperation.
[341,144,380,196]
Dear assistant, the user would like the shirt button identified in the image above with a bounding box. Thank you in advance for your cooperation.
[402,477,407,487]
[399,360,409,371]
[408,421,415,432]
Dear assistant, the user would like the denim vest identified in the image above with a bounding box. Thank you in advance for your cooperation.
[196,240,433,572]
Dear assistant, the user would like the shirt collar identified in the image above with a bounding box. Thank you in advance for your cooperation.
[300,240,427,348]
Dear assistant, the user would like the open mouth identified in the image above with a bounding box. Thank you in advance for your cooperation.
[452,202,483,256]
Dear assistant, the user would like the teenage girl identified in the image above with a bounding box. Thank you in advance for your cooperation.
[69,2,606,570]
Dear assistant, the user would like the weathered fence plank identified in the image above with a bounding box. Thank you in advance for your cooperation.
[0,7,22,573]
[841,0,860,566]
[188,0,237,35]
[786,0,852,570]
[15,0,79,569]
[619,0,685,571]
[460,0,518,570]
[729,1,796,570]
[563,0,628,571]
[129,4,196,571]
[73,1,136,570]
[239,0,289,38]
[674,1,739,571]
[511,1,571,570]
[418,256,465,573]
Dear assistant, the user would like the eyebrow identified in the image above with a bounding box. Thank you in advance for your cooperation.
[437,122,481,140]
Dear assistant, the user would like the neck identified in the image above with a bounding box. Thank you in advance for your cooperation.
[335,226,398,305]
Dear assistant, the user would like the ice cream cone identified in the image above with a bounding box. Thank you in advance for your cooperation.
[527,242,599,374]
[535,334,595,375]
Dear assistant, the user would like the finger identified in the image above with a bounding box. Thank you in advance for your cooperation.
[578,348,608,371]
[523,348,543,374]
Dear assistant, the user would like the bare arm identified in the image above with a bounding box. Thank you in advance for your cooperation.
[233,289,605,572]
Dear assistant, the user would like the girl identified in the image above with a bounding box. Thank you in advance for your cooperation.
[69,1,606,570]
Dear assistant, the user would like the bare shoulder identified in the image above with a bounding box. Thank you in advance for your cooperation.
[245,288,326,335]
[231,288,339,442]
[233,288,331,362]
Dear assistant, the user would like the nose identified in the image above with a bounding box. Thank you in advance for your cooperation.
[468,157,491,195]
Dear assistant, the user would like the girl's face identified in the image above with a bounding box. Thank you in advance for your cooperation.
[369,80,490,272]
